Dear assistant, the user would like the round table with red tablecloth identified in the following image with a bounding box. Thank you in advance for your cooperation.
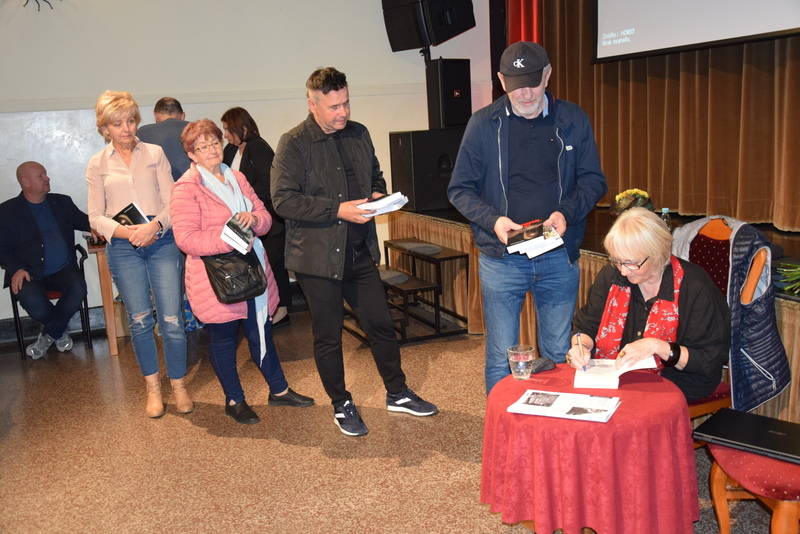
[481,364,699,534]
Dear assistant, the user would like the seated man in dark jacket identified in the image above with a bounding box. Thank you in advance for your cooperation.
[0,162,91,359]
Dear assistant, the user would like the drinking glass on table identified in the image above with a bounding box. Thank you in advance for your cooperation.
[508,345,536,380]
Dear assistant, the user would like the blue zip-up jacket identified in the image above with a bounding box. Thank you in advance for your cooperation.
[448,91,607,262]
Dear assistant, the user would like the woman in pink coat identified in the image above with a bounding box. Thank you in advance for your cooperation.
[170,119,313,424]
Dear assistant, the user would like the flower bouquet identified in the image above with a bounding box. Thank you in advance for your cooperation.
[611,188,655,215]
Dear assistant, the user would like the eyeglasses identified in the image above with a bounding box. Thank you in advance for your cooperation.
[608,256,649,271]
[193,140,222,153]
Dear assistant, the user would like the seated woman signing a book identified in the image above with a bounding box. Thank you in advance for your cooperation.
[566,207,730,401]
[170,119,314,424]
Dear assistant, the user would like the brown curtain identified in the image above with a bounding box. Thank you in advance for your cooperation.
[508,0,800,231]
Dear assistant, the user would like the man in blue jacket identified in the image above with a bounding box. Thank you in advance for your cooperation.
[448,42,608,393]
[0,162,91,359]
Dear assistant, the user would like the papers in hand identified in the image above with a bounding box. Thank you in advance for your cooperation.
[573,357,658,389]
[357,192,408,217]
[221,216,255,255]
[507,389,621,423]
[506,222,564,258]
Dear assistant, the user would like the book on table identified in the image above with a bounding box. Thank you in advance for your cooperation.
[506,221,564,258]
[221,216,255,255]
[507,389,621,423]
[573,357,658,389]
[357,191,408,217]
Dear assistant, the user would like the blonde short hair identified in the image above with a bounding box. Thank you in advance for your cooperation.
[95,90,141,141]
[604,207,673,270]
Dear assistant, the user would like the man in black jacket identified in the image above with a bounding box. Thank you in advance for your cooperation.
[0,162,91,359]
[272,67,438,437]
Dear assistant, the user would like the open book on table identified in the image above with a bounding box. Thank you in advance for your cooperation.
[573,357,658,389]
[221,216,255,255]
[506,221,564,258]
[357,191,408,217]
[507,389,621,423]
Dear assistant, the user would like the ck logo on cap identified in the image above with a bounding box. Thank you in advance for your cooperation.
[513,58,525,69]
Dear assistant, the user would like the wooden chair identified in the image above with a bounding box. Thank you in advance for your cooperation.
[1,244,92,358]
[709,443,800,533]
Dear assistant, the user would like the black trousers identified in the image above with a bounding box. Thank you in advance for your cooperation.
[261,231,292,308]
[296,248,406,406]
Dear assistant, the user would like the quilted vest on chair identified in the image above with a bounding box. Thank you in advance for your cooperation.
[673,216,790,412]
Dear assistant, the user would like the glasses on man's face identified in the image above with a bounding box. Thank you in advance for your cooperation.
[193,140,222,154]
[608,256,649,271]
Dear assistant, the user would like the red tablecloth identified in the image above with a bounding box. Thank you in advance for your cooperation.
[481,364,699,534]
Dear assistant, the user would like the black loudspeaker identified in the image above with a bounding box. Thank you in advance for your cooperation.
[382,0,476,52]
[389,127,465,212]
[426,58,471,129]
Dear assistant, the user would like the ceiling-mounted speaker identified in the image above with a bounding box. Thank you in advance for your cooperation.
[382,0,476,52]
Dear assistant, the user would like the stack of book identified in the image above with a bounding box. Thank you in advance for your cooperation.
[357,191,408,217]
[221,216,255,254]
[506,221,564,258]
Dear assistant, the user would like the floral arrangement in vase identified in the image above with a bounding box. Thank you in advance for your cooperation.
[611,188,656,215]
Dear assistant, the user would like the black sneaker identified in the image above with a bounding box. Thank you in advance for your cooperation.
[225,401,260,424]
[386,387,439,416]
[268,388,314,407]
[333,400,368,436]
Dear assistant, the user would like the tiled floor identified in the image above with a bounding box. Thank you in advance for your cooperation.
[0,311,771,533]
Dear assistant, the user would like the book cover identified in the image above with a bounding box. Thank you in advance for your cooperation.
[221,216,254,255]
[112,202,148,227]
[506,222,545,247]
[507,389,621,423]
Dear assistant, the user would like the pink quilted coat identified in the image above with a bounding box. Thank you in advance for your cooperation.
[170,163,279,324]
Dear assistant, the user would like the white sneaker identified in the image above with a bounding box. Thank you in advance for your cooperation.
[25,333,54,360]
[55,333,73,352]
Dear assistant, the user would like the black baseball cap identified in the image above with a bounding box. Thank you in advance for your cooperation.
[499,42,550,91]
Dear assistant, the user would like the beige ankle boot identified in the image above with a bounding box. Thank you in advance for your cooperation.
[145,375,165,418]
[171,378,194,414]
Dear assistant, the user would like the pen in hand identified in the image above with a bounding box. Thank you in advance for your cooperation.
[577,332,587,372]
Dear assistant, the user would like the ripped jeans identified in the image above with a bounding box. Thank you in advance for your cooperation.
[107,229,187,378]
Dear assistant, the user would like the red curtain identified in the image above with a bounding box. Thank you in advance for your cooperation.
[507,0,541,44]
[505,0,800,233]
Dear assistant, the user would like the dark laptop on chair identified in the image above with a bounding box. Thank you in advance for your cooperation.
[693,407,800,465]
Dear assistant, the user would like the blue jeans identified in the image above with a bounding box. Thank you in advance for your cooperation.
[106,230,186,379]
[480,247,580,394]
[204,299,288,404]
[14,265,86,339]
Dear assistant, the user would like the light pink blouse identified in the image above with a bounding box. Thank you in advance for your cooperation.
[86,140,174,239]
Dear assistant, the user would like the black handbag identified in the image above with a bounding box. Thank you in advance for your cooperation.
[201,248,267,304]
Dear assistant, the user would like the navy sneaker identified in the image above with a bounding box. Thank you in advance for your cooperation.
[334,400,368,436]
[386,387,439,416]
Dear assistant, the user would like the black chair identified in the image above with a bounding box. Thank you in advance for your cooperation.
[1,244,92,359]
